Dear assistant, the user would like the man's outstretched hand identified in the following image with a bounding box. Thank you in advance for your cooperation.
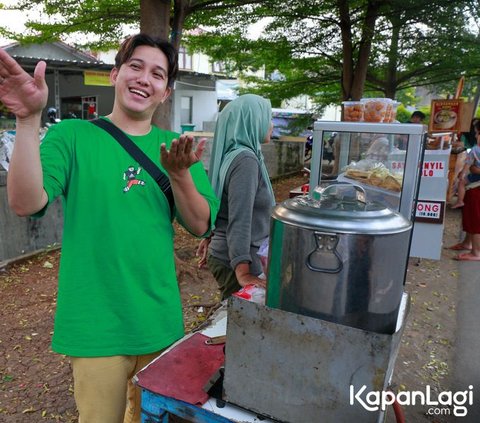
[160,135,206,178]
[0,49,48,119]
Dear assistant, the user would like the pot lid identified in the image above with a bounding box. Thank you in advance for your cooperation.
[272,194,411,235]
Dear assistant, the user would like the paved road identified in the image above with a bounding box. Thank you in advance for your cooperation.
[452,260,480,422]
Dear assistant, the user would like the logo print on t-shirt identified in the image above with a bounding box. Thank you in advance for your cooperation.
[123,165,146,193]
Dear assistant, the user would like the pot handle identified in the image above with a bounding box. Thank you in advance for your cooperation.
[306,231,343,274]
[312,182,366,203]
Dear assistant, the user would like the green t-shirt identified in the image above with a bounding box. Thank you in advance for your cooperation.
[37,118,218,357]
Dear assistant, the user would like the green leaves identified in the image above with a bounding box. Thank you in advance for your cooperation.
[5,0,480,107]
[7,0,140,49]
[187,0,480,105]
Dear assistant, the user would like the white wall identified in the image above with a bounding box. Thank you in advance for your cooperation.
[190,52,211,74]
[172,89,218,133]
[319,105,341,121]
[96,50,116,64]
[282,95,313,111]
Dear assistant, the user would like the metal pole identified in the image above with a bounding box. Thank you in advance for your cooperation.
[54,69,60,116]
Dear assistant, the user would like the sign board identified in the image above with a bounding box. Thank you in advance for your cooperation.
[415,200,445,224]
[429,100,462,132]
[390,161,405,172]
[84,71,111,86]
[429,99,473,133]
[458,101,475,131]
[410,149,450,259]
[422,160,446,178]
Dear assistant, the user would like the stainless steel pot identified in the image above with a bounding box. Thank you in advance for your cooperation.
[266,184,412,334]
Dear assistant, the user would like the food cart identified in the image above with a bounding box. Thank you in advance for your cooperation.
[136,295,410,423]
[134,121,423,423]
[309,121,449,260]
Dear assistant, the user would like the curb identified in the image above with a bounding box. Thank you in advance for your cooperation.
[0,245,61,271]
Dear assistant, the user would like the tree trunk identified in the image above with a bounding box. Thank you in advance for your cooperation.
[383,14,402,99]
[349,2,380,100]
[140,0,171,39]
[338,0,380,101]
[338,0,354,101]
[172,0,190,51]
[140,0,173,129]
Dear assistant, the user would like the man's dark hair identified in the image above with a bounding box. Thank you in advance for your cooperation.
[411,111,426,120]
[114,33,178,88]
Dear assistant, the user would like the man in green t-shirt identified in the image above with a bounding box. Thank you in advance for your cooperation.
[0,34,219,422]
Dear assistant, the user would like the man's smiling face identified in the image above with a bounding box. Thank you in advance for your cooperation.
[110,45,171,119]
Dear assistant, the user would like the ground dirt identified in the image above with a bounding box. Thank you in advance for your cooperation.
[0,171,463,422]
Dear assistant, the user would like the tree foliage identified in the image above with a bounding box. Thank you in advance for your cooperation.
[2,0,480,118]
[0,0,140,50]
[0,1,266,50]
[367,0,480,98]
[0,0,269,127]
[185,0,480,111]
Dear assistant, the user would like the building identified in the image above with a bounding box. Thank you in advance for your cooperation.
[0,41,113,127]
[1,41,223,133]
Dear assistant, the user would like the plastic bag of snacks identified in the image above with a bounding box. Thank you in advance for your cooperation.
[232,284,266,304]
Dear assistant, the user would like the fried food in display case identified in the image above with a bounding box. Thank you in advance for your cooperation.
[343,160,403,193]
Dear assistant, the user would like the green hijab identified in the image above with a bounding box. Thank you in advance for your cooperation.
[209,94,275,205]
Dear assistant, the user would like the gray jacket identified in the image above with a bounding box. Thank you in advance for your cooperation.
[209,150,273,275]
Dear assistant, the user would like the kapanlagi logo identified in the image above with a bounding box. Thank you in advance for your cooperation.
[350,385,474,417]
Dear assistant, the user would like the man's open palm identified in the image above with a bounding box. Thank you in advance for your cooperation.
[0,49,48,119]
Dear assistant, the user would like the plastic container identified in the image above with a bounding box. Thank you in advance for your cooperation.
[385,100,401,123]
[383,99,393,123]
[361,98,389,123]
[342,101,364,122]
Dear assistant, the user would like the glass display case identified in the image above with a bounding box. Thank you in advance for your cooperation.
[311,121,426,222]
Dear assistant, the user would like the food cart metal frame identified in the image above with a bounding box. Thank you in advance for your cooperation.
[310,121,426,222]
[310,121,451,260]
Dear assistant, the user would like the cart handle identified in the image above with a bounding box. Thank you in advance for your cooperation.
[312,182,367,204]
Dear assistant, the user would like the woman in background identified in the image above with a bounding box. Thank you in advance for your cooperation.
[449,118,480,204]
[197,94,275,299]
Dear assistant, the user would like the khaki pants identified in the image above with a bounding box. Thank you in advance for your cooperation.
[71,351,163,423]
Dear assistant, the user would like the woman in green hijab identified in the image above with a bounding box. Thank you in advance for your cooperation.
[197,94,275,299]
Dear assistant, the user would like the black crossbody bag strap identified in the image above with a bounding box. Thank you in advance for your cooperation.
[91,118,174,217]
